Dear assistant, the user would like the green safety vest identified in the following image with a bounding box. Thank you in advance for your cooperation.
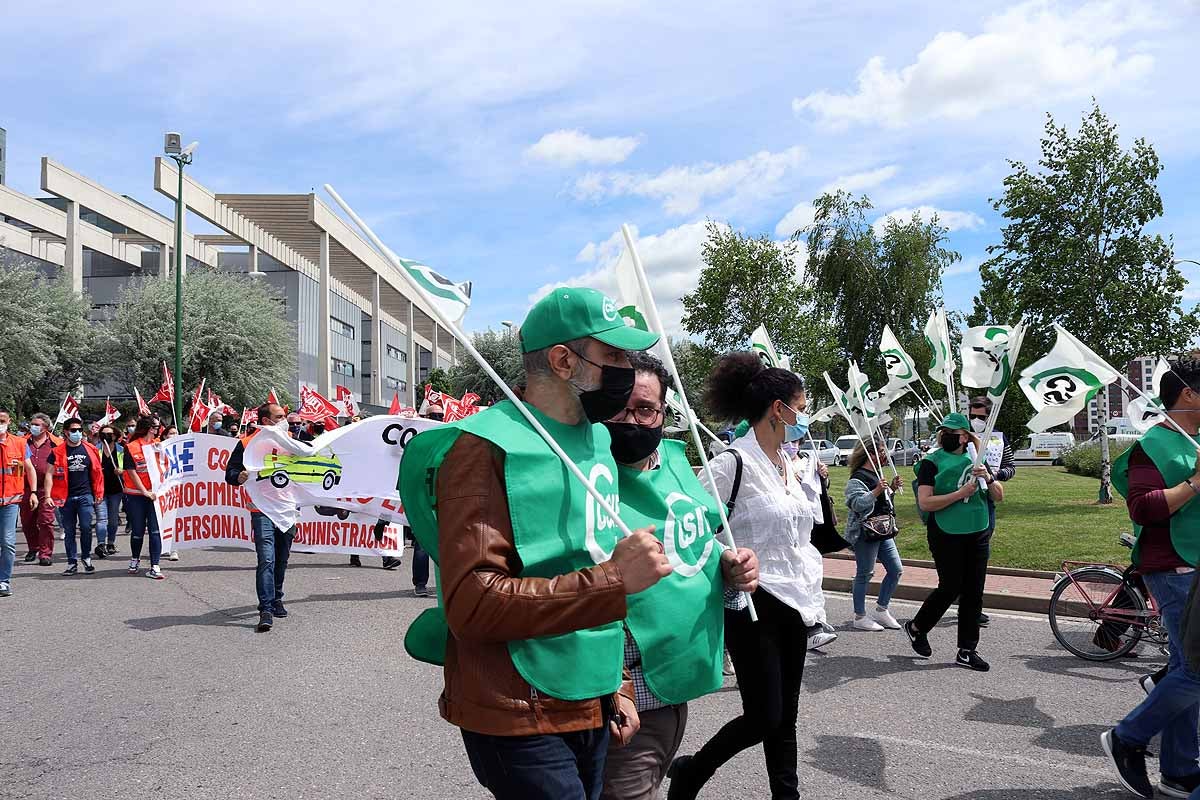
[398,401,624,701]
[914,448,989,534]
[1112,424,1200,568]
[616,439,725,705]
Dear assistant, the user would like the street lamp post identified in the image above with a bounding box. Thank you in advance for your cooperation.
[163,133,197,426]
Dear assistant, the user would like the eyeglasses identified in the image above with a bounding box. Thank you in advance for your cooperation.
[612,406,664,425]
[66,428,83,434]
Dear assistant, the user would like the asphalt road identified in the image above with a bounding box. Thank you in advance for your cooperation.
[0,538,1166,800]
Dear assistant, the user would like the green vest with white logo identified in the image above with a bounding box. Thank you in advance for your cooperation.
[916,448,989,534]
[616,439,725,706]
[398,400,624,701]
[1113,424,1200,568]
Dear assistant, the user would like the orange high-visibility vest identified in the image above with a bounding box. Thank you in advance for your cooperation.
[0,434,28,506]
[122,438,153,495]
[49,440,105,504]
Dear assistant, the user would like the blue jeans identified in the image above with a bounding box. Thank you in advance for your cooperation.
[851,536,903,616]
[60,495,95,564]
[0,503,18,583]
[1116,570,1200,778]
[462,726,611,800]
[251,512,294,612]
[412,536,430,589]
[96,493,121,545]
[125,494,161,566]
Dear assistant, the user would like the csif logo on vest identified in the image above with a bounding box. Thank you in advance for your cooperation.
[663,491,714,578]
[585,463,621,563]
[955,463,974,490]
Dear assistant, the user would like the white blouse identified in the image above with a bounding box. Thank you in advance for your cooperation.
[701,431,826,626]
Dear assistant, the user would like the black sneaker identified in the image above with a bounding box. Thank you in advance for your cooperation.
[381,556,401,570]
[1161,774,1200,799]
[256,613,273,633]
[38,557,52,566]
[978,612,991,627]
[83,559,95,574]
[94,545,107,560]
[905,621,931,658]
[666,754,699,800]
[62,563,78,576]
[1101,728,1154,799]
[956,649,990,672]
[349,555,361,567]
[414,585,429,597]
[23,551,36,563]
[105,543,116,555]
[272,601,288,618]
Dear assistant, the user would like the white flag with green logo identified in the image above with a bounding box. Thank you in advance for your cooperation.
[809,404,837,424]
[826,371,890,439]
[923,309,956,387]
[383,247,472,324]
[1128,358,1172,433]
[750,325,784,369]
[879,325,918,395]
[612,246,671,364]
[1019,326,1120,432]
[960,324,1022,397]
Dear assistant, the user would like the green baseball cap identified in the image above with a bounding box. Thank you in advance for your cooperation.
[520,287,661,354]
[938,412,970,431]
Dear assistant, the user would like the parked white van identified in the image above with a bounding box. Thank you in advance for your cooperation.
[1014,432,1076,464]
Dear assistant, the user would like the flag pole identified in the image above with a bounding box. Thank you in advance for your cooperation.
[971,322,1027,470]
[1117,374,1200,455]
[326,184,638,542]
[824,372,880,477]
[850,362,901,490]
[941,310,959,415]
[913,374,945,423]
[621,224,757,620]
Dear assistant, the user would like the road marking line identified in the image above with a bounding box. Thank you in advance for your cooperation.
[872,733,1110,778]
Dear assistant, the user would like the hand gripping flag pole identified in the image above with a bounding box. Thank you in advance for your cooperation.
[620,224,758,620]
[325,184,640,543]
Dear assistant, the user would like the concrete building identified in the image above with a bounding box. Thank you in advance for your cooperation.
[0,155,459,407]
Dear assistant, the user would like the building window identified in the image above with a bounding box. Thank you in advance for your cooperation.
[332,358,356,377]
[331,317,355,339]
[386,344,408,363]
[385,376,407,392]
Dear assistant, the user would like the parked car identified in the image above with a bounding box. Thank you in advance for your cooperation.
[885,438,923,466]
[834,436,860,466]
[1015,432,1077,464]
[799,438,839,466]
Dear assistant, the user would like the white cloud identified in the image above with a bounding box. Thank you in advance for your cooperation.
[574,146,807,216]
[817,164,899,195]
[793,0,1158,128]
[873,206,985,235]
[533,221,806,334]
[945,254,986,278]
[775,203,815,238]
[525,129,640,166]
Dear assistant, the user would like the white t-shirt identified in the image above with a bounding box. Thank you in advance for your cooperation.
[701,431,826,626]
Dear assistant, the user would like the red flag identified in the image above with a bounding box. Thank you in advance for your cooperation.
[387,392,401,415]
[239,406,254,429]
[267,387,279,405]
[98,398,120,426]
[149,362,174,404]
[322,415,340,430]
[134,388,151,417]
[187,379,209,432]
[398,406,417,419]
[442,392,483,423]
[55,391,81,425]
[334,385,358,416]
[206,389,237,418]
[297,385,340,422]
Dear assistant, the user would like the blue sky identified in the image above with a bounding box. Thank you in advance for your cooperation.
[3,0,1199,338]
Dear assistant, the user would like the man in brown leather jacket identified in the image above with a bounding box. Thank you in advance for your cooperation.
[434,288,673,800]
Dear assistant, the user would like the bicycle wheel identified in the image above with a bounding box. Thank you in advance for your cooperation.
[1049,567,1147,661]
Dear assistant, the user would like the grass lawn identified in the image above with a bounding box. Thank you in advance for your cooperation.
[824,465,1133,572]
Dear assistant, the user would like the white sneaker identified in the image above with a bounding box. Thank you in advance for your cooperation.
[853,615,885,631]
[128,559,140,574]
[807,631,838,650]
[146,565,165,581]
[167,550,179,561]
[869,607,902,630]
[722,651,735,677]
[0,581,11,597]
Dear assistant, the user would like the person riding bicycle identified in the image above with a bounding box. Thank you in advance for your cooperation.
[1102,355,1200,800]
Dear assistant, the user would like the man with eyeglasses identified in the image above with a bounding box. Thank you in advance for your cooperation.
[44,417,104,575]
[226,403,296,633]
[600,350,758,800]
[966,396,1015,627]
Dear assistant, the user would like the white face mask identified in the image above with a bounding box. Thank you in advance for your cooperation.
[970,417,988,434]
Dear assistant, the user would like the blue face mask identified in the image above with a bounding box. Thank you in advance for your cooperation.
[67,430,83,445]
[782,404,809,443]
[29,424,44,437]
[211,421,222,431]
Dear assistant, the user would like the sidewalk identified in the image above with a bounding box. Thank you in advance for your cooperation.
[822,552,1057,614]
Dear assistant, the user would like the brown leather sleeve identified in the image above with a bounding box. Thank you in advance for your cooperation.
[437,432,628,644]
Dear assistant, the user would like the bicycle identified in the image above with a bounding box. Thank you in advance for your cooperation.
[1048,533,1168,661]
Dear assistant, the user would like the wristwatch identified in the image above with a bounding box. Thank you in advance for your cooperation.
[1186,478,1200,495]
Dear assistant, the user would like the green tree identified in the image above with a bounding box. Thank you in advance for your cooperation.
[102,268,297,411]
[0,256,98,418]
[800,190,958,395]
[680,221,838,398]
[446,328,523,403]
[424,368,451,396]
[974,101,1198,501]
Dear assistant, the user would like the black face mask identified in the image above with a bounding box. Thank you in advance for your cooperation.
[577,364,636,424]
[427,412,445,422]
[604,422,663,464]
[940,431,965,453]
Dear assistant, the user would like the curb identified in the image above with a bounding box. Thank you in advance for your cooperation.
[824,551,1058,580]
[821,574,1051,615]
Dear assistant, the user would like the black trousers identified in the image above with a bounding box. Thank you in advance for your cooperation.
[688,589,807,800]
[913,524,990,650]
